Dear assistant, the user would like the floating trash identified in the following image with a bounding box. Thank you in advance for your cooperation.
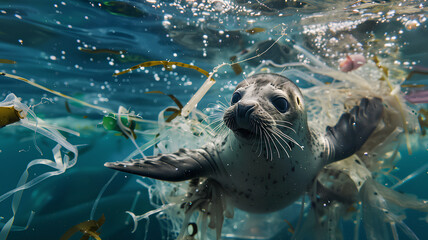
[0,93,79,240]
[0,59,16,64]
[339,54,366,72]
[145,91,183,122]
[60,214,105,240]
[78,48,127,55]
[245,27,266,34]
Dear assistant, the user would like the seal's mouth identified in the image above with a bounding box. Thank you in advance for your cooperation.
[234,128,253,138]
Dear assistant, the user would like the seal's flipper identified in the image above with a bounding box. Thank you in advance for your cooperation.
[104,148,217,181]
[326,97,383,162]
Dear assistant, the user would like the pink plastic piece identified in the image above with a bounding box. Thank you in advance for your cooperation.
[339,54,367,72]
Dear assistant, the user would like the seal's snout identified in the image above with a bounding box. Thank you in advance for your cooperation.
[233,101,258,136]
[237,101,256,119]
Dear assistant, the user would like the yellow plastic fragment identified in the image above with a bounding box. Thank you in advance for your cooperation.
[0,72,112,113]
[283,219,295,234]
[372,56,389,80]
[65,100,72,113]
[0,106,23,128]
[229,56,243,75]
[0,59,16,64]
[146,91,183,109]
[401,84,425,88]
[418,108,428,136]
[79,48,127,55]
[146,91,183,122]
[60,214,105,240]
[372,56,412,154]
[245,27,266,34]
[406,69,428,81]
[113,61,213,81]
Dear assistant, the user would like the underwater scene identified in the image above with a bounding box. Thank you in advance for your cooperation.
[1,0,428,239]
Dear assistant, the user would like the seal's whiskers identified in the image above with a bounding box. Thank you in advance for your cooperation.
[274,124,297,133]
[267,119,296,133]
[268,127,291,158]
[216,99,230,109]
[270,128,293,153]
[217,125,230,138]
[211,120,228,137]
[270,119,293,125]
[261,126,272,161]
[207,100,230,136]
[254,124,264,157]
[250,119,292,160]
[258,123,272,160]
[261,124,281,160]
[223,116,237,136]
[209,118,223,129]
[272,127,303,150]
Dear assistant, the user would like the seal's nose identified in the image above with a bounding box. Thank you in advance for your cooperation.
[237,102,256,119]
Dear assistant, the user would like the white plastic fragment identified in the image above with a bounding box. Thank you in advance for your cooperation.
[181,63,227,117]
[0,93,79,240]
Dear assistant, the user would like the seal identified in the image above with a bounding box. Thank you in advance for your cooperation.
[105,73,383,213]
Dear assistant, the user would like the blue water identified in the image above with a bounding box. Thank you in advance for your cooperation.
[0,1,427,239]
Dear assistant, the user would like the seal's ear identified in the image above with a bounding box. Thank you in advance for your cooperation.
[104,147,217,181]
[325,97,383,162]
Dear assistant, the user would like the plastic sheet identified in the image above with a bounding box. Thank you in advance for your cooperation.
[0,94,78,240]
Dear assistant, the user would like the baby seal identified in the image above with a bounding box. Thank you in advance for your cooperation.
[105,73,383,213]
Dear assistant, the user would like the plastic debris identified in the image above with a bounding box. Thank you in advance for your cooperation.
[60,214,105,240]
[79,48,126,55]
[113,60,224,118]
[0,106,23,128]
[339,54,366,72]
[0,59,16,64]
[0,72,111,113]
[229,56,243,75]
[418,108,428,135]
[113,61,213,79]
[146,91,183,122]
[245,27,266,34]
[0,93,79,240]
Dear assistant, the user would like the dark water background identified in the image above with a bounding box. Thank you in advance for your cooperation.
[0,0,427,239]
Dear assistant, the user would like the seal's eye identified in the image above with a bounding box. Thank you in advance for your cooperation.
[272,97,289,113]
[231,92,241,105]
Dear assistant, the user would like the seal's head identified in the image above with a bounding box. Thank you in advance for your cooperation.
[223,73,307,150]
